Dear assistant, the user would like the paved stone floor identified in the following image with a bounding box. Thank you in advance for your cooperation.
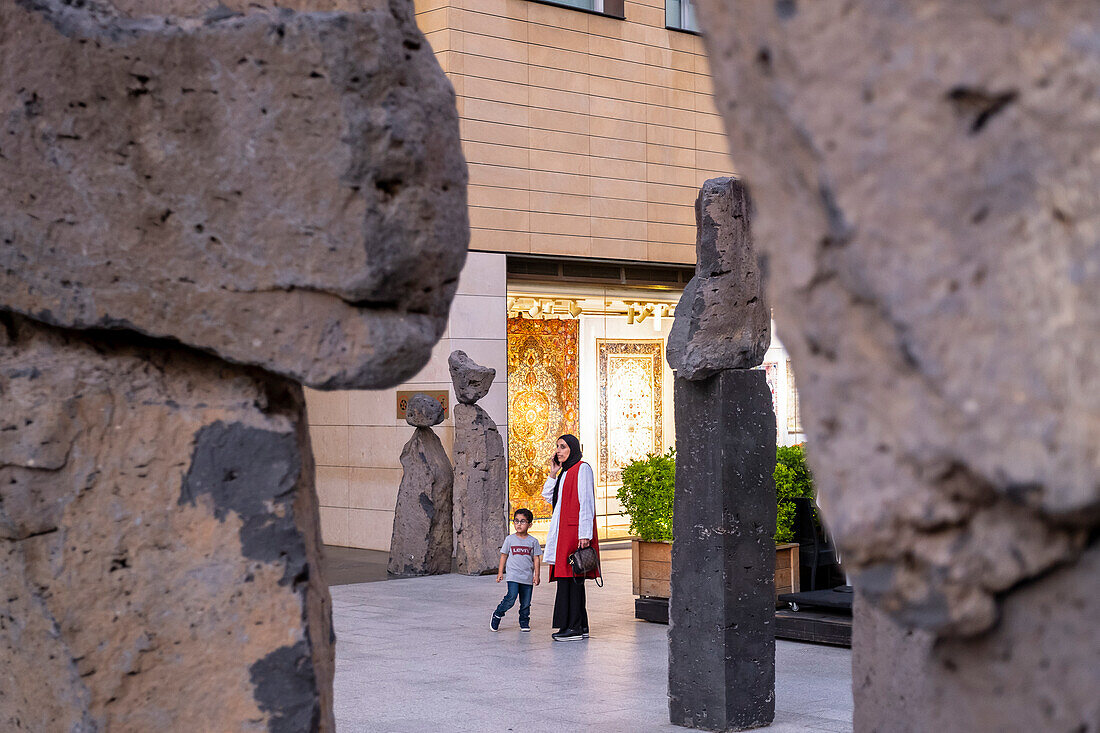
[330,545,853,732]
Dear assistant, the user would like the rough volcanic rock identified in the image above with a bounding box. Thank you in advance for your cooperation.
[0,315,334,731]
[405,392,445,428]
[388,428,453,576]
[448,350,496,405]
[452,403,507,575]
[667,177,771,379]
[853,542,1100,732]
[669,369,777,730]
[0,0,468,390]
[694,0,1098,636]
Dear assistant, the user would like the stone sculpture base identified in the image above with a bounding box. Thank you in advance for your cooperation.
[388,428,454,576]
[452,403,507,575]
[0,317,334,731]
[854,542,1100,733]
[670,369,777,731]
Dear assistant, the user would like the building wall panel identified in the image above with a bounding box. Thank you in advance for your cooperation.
[307,253,510,551]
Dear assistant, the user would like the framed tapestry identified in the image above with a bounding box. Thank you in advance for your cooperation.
[507,317,580,519]
[786,359,803,433]
[597,340,664,485]
[757,361,779,417]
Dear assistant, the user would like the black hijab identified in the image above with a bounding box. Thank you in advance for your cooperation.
[551,434,583,509]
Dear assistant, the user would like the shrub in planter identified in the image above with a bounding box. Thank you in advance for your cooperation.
[617,444,815,544]
[617,448,675,543]
[774,444,814,543]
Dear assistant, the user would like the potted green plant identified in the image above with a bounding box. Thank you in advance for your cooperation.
[617,448,675,598]
[773,444,815,595]
[618,444,815,602]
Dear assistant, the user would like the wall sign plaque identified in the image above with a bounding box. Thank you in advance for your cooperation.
[396,390,449,421]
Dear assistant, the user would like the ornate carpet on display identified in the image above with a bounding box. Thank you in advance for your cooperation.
[506,317,579,519]
[597,340,663,485]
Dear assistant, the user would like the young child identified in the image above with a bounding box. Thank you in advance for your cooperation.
[491,508,542,632]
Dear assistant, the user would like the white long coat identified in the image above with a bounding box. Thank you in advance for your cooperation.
[541,462,596,565]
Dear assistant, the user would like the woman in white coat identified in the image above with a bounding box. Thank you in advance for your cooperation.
[541,433,600,641]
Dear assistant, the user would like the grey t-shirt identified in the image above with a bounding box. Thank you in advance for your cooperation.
[500,533,542,584]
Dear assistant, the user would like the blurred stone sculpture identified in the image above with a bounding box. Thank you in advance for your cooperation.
[0,0,466,390]
[694,1,1098,729]
[0,0,467,728]
[389,394,454,576]
[449,350,507,575]
[668,177,776,731]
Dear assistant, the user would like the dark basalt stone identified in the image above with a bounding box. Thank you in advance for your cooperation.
[669,369,777,731]
[667,177,771,380]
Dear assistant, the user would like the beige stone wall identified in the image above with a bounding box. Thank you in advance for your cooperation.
[414,0,731,264]
[308,253,508,550]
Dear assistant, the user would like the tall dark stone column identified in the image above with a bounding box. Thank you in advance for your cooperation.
[667,176,775,731]
[669,370,777,731]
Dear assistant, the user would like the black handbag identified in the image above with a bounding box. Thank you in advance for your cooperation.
[567,545,603,587]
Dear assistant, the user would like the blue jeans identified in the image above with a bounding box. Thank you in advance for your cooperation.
[494,582,533,625]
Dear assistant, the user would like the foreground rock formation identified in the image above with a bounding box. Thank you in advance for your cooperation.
[694,1,1099,729]
[449,351,507,575]
[854,544,1100,732]
[0,0,466,728]
[0,0,467,390]
[668,177,776,731]
[388,394,454,576]
[0,315,334,731]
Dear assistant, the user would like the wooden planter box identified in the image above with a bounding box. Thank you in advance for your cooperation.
[774,542,800,597]
[632,540,800,602]
[631,539,672,598]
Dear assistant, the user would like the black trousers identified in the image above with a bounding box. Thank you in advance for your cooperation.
[551,570,588,632]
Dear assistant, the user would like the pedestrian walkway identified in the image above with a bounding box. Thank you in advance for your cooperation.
[331,545,853,732]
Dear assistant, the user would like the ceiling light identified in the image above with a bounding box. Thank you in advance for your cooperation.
[528,301,541,318]
[626,303,636,324]
[568,300,582,318]
[635,303,654,324]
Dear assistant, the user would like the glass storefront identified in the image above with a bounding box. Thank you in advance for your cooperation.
[505,282,681,542]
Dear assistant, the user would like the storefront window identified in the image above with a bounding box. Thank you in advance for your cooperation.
[506,285,679,542]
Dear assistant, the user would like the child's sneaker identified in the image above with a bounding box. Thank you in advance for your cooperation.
[519,623,530,632]
[490,614,502,631]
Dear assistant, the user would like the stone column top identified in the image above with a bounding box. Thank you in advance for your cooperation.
[448,350,495,404]
[405,393,445,427]
[667,176,771,379]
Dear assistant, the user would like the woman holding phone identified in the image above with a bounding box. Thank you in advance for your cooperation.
[541,433,600,641]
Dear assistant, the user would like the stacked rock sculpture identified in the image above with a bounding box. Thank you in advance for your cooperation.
[449,351,508,575]
[667,177,777,732]
[388,394,454,576]
[0,0,467,727]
